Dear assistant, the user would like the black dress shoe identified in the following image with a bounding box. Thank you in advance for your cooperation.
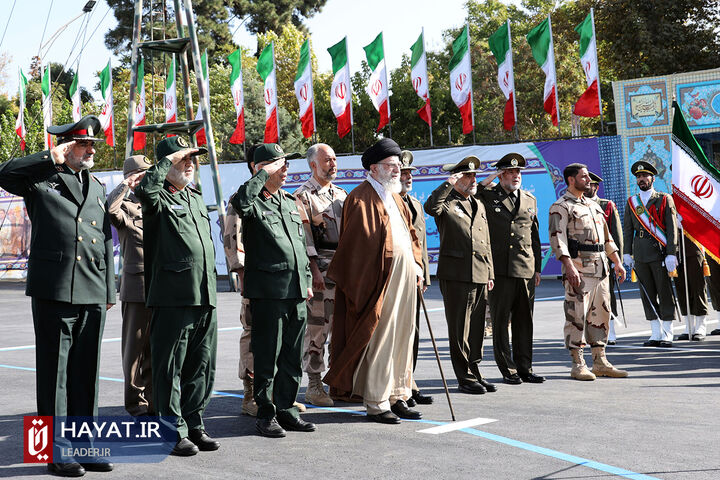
[458,381,486,394]
[47,462,85,477]
[676,333,690,340]
[255,417,286,438]
[519,372,546,383]
[643,340,661,347]
[710,328,720,336]
[277,415,316,432]
[503,374,522,385]
[477,378,497,392]
[412,390,434,405]
[406,396,417,407]
[390,400,422,419]
[658,340,673,347]
[188,428,221,451]
[367,410,401,424]
[692,333,706,341]
[171,437,199,456]
[80,457,113,472]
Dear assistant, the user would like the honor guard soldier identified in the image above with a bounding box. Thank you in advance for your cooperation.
[293,143,347,407]
[231,144,316,438]
[707,255,720,335]
[477,153,544,384]
[425,156,497,394]
[0,115,115,476]
[548,163,627,381]
[134,137,220,457]
[675,226,709,341]
[623,161,679,347]
[586,172,624,344]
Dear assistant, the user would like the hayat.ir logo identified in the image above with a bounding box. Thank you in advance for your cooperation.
[24,416,53,463]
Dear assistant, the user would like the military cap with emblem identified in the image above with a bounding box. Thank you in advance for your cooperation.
[156,136,208,160]
[123,155,153,177]
[253,143,302,164]
[47,114,104,144]
[588,171,603,184]
[399,150,417,171]
[631,161,658,176]
[361,138,402,170]
[442,155,481,174]
[492,153,526,170]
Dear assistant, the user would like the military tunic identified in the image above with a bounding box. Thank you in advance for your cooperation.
[549,191,618,349]
[675,233,708,316]
[231,169,312,422]
[294,176,347,374]
[134,156,218,440]
[0,151,115,419]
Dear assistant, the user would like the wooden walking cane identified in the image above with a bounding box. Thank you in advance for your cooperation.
[417,286,456,421]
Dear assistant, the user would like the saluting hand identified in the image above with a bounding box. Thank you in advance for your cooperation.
[447,172,463,186]
[168,148,198,164]
[50,141,75,165]
[262,159,286,175]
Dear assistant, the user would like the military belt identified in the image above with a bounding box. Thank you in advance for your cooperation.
[576,244,604,252]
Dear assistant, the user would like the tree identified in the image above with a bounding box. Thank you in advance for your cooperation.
[228,0,328,36]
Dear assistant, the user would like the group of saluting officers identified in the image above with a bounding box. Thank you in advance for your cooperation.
[2,115,719,477]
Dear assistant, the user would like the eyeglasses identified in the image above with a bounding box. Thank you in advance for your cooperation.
[377,161,401,170]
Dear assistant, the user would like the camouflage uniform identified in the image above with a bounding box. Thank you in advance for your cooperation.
[293,177,347,375]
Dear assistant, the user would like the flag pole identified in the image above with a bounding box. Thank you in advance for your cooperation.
[590,8,605,135]
[381,31,392,139]
[466,23,476,144]
[422,27,434,147]
[345,37,356,154]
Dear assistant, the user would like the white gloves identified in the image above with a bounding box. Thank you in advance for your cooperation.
[623,254,634,269]
[665,255,678,272]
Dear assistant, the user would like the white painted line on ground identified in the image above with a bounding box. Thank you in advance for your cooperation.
[417,417,497,434]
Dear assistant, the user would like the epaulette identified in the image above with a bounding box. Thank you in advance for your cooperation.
[188,185,201,195]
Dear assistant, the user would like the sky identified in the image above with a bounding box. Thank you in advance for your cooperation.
[1,0,470,101]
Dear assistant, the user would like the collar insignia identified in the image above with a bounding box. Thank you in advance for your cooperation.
[262,190,272,199]
[168,185,178,194]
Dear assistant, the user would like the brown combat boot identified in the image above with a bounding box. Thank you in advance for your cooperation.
[241,378,258,416]
[304,373,334,407]
[570,349,596,381]
[591,346,628,378]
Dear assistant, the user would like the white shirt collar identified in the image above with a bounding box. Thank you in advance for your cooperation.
[639,187,655,205]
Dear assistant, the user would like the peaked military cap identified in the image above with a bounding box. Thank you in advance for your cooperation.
[442,155,481,174]
[399,150,416,171]
[123,155,153,177]
[588,171,603,184]
[253,143,302,164]
[156,136,207,161]
[47,115,103,144]
[631,161,658,176]
[361,138,402,170]
[492,152,526,170]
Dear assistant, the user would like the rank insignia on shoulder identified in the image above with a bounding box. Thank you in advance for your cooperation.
[168,185,178,194]
[55,165,64,172]
[262,190,272,199]
[48,182,59,190]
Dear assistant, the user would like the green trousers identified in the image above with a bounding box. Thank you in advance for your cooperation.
[150,306,217,439]
[250,298,306,421]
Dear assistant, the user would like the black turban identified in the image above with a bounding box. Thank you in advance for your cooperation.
[361,138,402,170]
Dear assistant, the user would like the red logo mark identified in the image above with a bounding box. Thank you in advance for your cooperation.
[371,79,383,96]
[455,73,466,91]
[412,76,422,93]
[165,97,174,110]
[233,91,243,107]
[502,71,510,88]
[264,88,274,105]
[584,61,592,77]
[299,84,308,102]
[335,83,346,100]
[691,174,714,199]
[24,416,53,463]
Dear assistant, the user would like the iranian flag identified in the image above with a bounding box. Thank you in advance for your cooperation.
[98,59,114,146]
[573,10,601,117]
[449,25,474,135]
[671,101,720,262]
[228,48,245,144]
[69,70,81,122]
[15,69,27,151]
[526,16,559,126]
[363,32,390,132]
[327,37,352,138]
[410,29,431,126]
[133,57,147,150]
[488,21,516,131]
[294,38,315,139]
[41,64,54,149]
[257,42,279,143]
[194,51,209,146]
[165,54,177,124]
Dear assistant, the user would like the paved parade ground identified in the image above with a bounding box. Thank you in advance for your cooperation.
[0,279,718,479]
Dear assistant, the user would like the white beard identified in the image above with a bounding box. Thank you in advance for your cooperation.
[79,159,94,170]
[167,167,192,188]
[378,169,401,194]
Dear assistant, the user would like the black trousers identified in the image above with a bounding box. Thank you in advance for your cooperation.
[634,260,676,321]
[489,275,535,378]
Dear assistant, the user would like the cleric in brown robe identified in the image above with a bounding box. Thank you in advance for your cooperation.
[324,138,424,424]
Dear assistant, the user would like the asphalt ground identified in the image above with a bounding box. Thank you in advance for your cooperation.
[0,278,719,479]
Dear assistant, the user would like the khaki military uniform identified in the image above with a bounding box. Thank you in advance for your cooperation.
[294,177,347,374]
[549,192,618,349]
[107,182,153,416]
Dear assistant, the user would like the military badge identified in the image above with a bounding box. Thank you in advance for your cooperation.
[495,207,501,212]
[635,205,645,215]
[177,137,188,147]
[511,158,518,167]
[88,125,94,136]
[274,144,283,153]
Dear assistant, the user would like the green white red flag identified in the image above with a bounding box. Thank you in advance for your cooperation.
[294,39,315,139]
[526,16,559,126]
[449,26,474,135]
[15,69,27,151]
[194,51,209,145]
[98,59,114,146]
[488,21,516,130]
[327,37,352,138]
[133,58,146,150]
[574,10,601,117]
[228,48,245,144]
[363,32,390,132]
[671,101,720,263]
[410,30,431,126]
[41,64,54,149]
[164,55,177,124]
[69,69,81,122]
[257,42,279,143]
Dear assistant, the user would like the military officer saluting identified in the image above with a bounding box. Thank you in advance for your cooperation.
[623,161,678,347]
[0,115,115,476]
[477,153,544,384]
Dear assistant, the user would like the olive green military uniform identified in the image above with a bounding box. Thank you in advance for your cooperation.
[707,255,720,335]
[134,156,217,440]
[675,233,708,317]
[231,169,312,422]
[425,181,494,387]
[476,182,541,379]
[0,150,115,419]
[590,196,623,317]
